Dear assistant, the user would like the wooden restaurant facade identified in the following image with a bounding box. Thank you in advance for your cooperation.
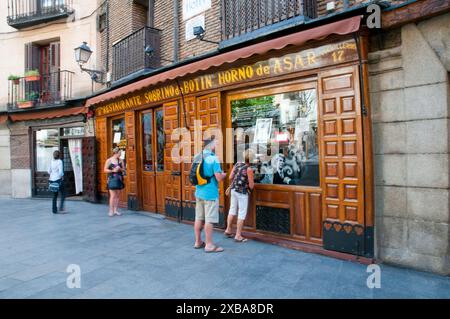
[86,16,375,260]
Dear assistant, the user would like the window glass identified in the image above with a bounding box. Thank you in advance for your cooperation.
[231,89,319,186]
[35,129,59,172]
[61,127,84,137]
[156,109,165,172]
[112,118,126,170]
[142,112,153,171]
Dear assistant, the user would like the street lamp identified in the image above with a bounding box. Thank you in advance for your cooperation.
[74,42,106,84]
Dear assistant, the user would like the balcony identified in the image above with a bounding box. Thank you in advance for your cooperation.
[7,70,74,111]
[221,0,317,47]
[7,0,73,29]
[112,26,161,83]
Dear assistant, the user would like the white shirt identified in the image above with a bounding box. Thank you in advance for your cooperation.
[48,159,64,182]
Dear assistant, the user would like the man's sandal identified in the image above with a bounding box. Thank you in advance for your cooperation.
[205,246,224,253]
[234,238,248,243]
[224,232,234,238]
[194,242,206,249]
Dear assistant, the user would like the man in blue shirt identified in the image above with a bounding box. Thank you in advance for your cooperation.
[194,135,226,253]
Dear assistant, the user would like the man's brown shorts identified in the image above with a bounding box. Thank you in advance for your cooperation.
[195,198,219,224]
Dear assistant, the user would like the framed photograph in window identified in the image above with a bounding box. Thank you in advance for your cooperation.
[254,118,272,144]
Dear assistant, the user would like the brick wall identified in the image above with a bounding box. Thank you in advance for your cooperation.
[10,123,30,170]
[99,0,148,73]
[154,0,175,66]
[177,0,221,61]
[99,0,411,81]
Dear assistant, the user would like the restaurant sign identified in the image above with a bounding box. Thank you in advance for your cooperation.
[95,39,358,116]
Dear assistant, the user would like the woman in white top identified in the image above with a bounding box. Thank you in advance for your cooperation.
[48,150,66,214]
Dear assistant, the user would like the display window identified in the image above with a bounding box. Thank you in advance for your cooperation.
[35,128,59,172]
[111,117,127,171]
[231,84,319,187]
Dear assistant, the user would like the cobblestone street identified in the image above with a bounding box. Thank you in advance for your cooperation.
[0,198,449,299]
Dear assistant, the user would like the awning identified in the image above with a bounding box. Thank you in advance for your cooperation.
[86,16,361,108]
[0,114,8,125]
[9,106,87,122]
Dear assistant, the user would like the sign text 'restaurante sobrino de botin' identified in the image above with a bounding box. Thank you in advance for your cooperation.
[95,39,358,116]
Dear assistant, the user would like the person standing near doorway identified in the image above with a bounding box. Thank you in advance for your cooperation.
[104,148,125,217]
[194,136,227,253]
[48,150,66,214]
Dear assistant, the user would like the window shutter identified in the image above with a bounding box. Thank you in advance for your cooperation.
[49,41,61,102]
[24,42,40,72]
[49,41,60,71]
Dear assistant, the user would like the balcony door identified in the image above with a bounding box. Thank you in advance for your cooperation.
[139,107,165,214]
[25,41,60,104]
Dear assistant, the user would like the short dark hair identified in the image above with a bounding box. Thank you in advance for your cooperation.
[53,150,60,159]
[203,135,216,148]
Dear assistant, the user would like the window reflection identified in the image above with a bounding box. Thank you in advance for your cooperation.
[156,109,164,172]
[36,129,59,172]
[231,89,319,186]
[142,112,153,171]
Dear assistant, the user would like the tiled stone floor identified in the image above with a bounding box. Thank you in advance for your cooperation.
[0,198,449,299]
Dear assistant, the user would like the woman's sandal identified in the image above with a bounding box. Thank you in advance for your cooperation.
[234,238,248,243]
[224,232,234,238]
[205,246,224,253]
[114,211,122,216]
[194,242,206,249]
[108,212,114,217]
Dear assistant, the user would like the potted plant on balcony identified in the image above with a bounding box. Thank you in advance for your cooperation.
[17,91,39,109]
[8,74,21,85]
[24,69,40,82]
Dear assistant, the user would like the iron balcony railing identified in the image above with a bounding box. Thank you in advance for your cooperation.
[112,26,161,82]
[221,0,318,41]
[7,70,74,111]
[7,0,73,29]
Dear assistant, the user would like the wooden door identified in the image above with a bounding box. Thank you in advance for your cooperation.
[140,110,157,212]
[154,107,166,213]
[163,101,181,219]
[82,136,98,202]
[195,93,224,226]
[110,116,128,207]
[319,65,366,255]
[180,97,196,221]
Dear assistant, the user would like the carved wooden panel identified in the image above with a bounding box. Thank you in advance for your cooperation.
[292,190,322,243]
[163,101,181,211]
[181,97,196,208]
[196,93,224,211]
[125,111,137,196]
[319,66,364,225]
[95,117,107,194]
[142,173,157,212]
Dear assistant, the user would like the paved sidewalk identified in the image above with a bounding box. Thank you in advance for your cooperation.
[0,198,448,299]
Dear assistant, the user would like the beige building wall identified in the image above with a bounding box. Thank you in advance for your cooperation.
[0,0,101,107]
[0,0,101,197]
[369,13,450,275]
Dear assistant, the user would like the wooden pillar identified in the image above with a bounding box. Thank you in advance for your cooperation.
[125,110,138,210]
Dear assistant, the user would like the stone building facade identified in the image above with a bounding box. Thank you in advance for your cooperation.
[369,13,450,275]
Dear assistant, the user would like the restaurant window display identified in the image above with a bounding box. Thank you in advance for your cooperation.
[111,117,127,171]
[231,88,319,186]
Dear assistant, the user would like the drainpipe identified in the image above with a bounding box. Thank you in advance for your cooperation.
[148,0,154,27]
[173,0,179,62]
